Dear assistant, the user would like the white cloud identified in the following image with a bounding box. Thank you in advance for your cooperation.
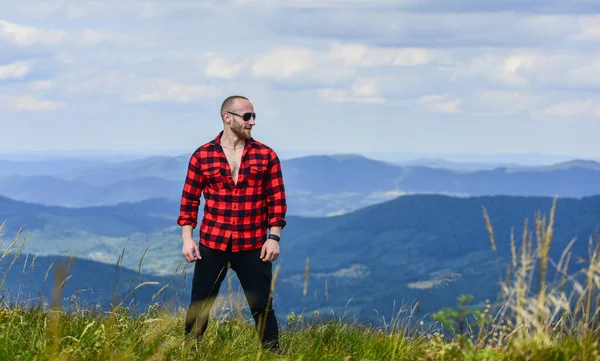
[1,1,600,159]
[252,46,316,80]
[0,62,32,80]
[29,80,55,90]
[230,0,598,13]
[318,77,386,104]
[0,20,160,49]
[458,90,543,117]
[328,43,438,68]
[0,20,68,46]
[419,95,461,113]
[77,28,154,47]
[318,88,385,104]
[451,53,534,87]
[570,15,600,41]
[204,57,243,79]
[250,42,447,87]
[351,78,379,98]
[0,95,65,111]
[536,100,600,118]
[122,78,222,103]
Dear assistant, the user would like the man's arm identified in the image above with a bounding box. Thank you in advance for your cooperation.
[269,226,282,237]
[177,152,205,262]
[177,152,205,230]
[264,149,287,232]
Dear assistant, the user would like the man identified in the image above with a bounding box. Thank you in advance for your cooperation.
[177,95,287,351]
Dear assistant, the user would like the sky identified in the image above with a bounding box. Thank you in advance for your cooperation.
[1,0,599,163]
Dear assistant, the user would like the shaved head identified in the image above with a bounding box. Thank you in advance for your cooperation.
[220,95,249,121]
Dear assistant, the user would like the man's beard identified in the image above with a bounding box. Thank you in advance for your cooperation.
[232,121,251,139]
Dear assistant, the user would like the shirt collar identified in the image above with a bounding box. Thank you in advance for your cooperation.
[212,130,258,150]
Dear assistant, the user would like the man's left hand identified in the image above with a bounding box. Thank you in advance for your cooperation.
[260,239,280,262]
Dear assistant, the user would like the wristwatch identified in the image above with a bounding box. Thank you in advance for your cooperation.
[268,234,280,242]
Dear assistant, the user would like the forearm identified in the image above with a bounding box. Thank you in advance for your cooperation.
[181,225,194,240]
[269,226,282,237]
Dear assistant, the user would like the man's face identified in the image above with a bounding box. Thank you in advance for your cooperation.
[228,99,256,140]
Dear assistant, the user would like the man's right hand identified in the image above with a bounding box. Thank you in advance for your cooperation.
[182,237,201,262]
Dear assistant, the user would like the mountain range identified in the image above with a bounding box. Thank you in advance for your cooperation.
[2,193,599,325]
[1,154,600,217]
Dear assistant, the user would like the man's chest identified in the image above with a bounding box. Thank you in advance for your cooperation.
[201,149,269,187]
[223,149,243,183]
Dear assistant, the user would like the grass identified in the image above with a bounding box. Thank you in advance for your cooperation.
[1,197,600,360]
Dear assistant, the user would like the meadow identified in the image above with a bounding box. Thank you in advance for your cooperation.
[1,198,599,360]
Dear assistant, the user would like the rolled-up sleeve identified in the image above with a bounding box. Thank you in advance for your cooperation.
[176,152,205,229]
[264,149,287,229]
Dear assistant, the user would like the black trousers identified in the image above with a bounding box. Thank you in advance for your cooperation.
[184,238,279,350]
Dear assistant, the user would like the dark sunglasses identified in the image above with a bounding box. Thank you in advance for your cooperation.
[228,111,256,121]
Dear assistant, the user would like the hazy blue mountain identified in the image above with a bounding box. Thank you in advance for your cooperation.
[505,159,600,172]
[396,158,524,170]
[0,159,108,177]
[0,175,182,207]
[2,193,599,325]
[0,195,178,237]
[57,155,189,186]
[2,154,600,217]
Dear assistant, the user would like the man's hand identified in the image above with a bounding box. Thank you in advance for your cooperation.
[182,237,201,262]
[260,239,280,262]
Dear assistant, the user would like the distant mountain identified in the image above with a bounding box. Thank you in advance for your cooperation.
[0,175,182,207]
[0,195,177,237]
[0,159,108,177]
[397,158,524,170]
[57,155,189,186]
[1,154,600,217]
[505,159,600,172]
[2,194,599,325]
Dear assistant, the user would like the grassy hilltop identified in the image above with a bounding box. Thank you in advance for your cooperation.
[1,198,599,360]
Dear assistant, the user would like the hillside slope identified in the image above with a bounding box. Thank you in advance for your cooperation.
[2,194,599,324]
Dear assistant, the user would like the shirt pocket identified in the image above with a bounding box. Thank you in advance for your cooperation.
[204,167,225,190]
[246,163,267,188]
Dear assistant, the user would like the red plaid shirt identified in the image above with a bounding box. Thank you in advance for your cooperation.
[177,131,287,252]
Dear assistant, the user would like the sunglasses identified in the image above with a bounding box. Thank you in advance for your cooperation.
[227,111,256,122]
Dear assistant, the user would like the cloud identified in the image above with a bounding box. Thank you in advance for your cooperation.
[318,89,385,104]
[258,9,599,49]
[29,80,55,90]
[250,43,446,89]
[318,77,386,104]
[0,61,32,80]
[121,78,223,103]
[0,20,161,49]
[535,100,600,118]
[327,43,440,68]
[0,95,64,111]
[0,20,67,46]
[570,15,600,41]
[419,95,461,113]
[1,0,600,159]
[464,90,543,117]
[204,57,243,79]
[232,0,600,14]
[252,47,315,80]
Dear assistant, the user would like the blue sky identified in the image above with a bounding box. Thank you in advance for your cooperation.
[1,0,599,162]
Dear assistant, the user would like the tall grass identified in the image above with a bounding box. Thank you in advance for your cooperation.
[1,198,599,360]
